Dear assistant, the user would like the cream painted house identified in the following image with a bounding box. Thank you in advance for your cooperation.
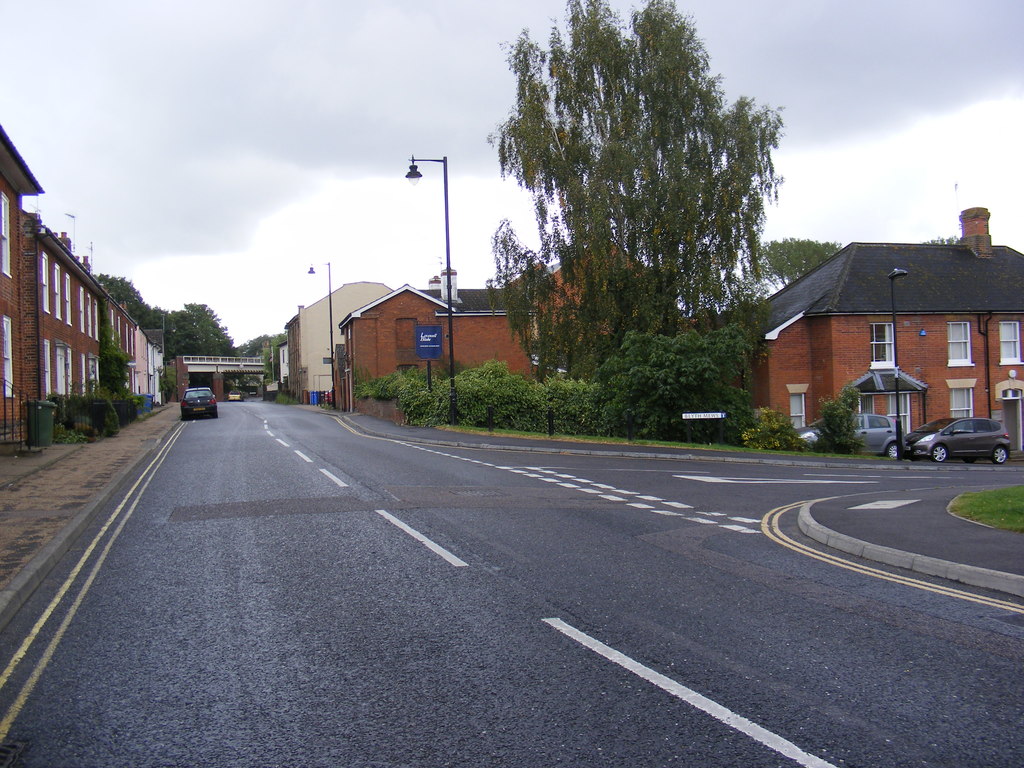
[286,281,390,403]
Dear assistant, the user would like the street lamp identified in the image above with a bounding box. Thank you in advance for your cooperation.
[406,155,457,426]
[888,268,908,459]
[308,262,336,409]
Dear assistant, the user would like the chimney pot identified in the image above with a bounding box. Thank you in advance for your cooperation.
[441,268,458,303]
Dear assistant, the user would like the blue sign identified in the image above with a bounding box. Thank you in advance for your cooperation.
[415,325,443,360]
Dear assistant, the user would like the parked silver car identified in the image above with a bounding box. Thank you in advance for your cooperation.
[799,413,900,458]
[905,417,1011,464]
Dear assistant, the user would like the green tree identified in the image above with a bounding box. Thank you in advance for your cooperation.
[758,238,842,290]
[924,235,959,245]
[97,296,131,395]
[164,303,234,359]
[593,327,756,443]
[95,273,166,330]
[490,0,782,378]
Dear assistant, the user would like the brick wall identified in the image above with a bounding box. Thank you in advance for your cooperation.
[0,177,24,397]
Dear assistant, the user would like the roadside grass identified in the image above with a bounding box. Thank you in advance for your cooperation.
[445,424,887,460]
[949,486,1024,533]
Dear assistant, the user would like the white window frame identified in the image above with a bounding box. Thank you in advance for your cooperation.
[0,193,10,277]
[1,316,11,396]
[41,255,50,314]
[789,393,806,428]
[947,321,972,366]
[887,392,911,434]
[42,339,51,395]
[87,354,99,384]
[78,286,85,332]
[950,387,974,419]
[54,342,70,396]
[64,274,72,325]
[870,323,893,368]
[53,264,62,321]
[1000,321,1021,365]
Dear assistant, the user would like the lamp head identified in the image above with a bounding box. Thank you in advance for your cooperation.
[405,162,422,185]
[888,268,908,281]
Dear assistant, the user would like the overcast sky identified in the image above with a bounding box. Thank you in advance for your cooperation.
[3,0,1022,344]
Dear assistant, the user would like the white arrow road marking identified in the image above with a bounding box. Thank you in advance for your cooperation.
[848,499,919,509]
[674,474,873,484]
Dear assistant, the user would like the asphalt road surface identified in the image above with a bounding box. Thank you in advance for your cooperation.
[0,401,1020,767]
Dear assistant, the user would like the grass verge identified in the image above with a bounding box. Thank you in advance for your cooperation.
[949,486,1024,533]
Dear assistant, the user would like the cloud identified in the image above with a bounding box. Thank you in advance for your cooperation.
[4,0,1022,344]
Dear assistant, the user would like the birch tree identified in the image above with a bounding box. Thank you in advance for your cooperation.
[491,0,782,377]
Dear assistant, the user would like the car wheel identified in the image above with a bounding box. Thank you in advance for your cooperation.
[930,444,949,463]
[885,442,899,460]
[992,445,1009,465]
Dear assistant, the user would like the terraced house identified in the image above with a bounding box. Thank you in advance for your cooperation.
[1,122,161,446]
[753,207,1024,452]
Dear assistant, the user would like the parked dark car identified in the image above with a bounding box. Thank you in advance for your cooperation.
[905,417,1010,464]
[180,387,218,420]
[799,413,900,458]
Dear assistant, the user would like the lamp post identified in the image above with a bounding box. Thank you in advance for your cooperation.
[888,268,908,459]
[406,155,457,426]
[308,262,336,409]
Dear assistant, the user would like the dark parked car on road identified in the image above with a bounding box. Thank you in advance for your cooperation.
[180,387,218,420]
[799,412,900,458]
[905,417,1010,464]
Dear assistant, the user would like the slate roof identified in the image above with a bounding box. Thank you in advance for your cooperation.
[766,242,1024,332]
[420,287,506,314]
[0,122,44,195]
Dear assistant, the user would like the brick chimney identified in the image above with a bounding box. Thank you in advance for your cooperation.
[959,207,993,258]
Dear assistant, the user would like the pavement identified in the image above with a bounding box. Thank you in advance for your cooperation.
[0,404,1020,635]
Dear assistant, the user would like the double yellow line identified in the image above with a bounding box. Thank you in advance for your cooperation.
[0,422,186,740]
[762,501,1024,615]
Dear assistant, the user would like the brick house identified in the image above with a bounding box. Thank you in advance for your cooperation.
[29,222,105,398]
[1,122,146,443]
[336,270,531,412]
[0,123,44,402]
[753,207,1024,450]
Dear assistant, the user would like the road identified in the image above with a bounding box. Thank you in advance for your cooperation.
[0,401,1021,767]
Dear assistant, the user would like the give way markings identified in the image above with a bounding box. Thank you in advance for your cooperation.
[397,442,762,534]
[674,474,876,484]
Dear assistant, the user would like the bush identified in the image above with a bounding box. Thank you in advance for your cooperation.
[455,361,545,431]
[396,372,449,426]
[814,386,863,454]
[52,423,90,444]
[102,400,120,437]
[742,409,806,452]
[593,329,756,443]
[541,376,602,436]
